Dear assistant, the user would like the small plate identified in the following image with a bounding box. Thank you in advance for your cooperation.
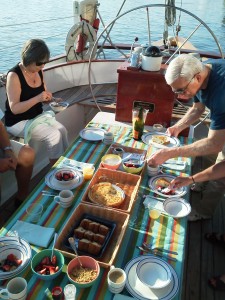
[45,169,83,190]
[148,174,187,198]
[163,198,191,218]
[124,255,179,300]
[79,127,106,141]
[142,132,180,148]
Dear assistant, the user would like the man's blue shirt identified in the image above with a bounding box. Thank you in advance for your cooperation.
[194,59,225,130]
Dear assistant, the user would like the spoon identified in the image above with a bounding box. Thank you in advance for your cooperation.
[68,237,83,268]
[51,233,58,261]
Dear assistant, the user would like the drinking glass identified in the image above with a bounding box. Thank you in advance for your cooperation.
[26,203,43,223]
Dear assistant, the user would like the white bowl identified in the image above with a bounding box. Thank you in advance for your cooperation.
[54,168,78,184]
[136,258,172,289]
[163,198,191,218]
[49,101,69,112]
[0,237,31,280]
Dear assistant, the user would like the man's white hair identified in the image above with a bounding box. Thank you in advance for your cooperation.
[165,54,204,85]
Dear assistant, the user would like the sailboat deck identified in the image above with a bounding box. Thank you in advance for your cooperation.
[1,83,224,299]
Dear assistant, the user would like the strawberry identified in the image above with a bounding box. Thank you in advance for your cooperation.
[7,254,17,261]
[51,255,57,266]
[15,259,22,266]
[38,268,47,275]
[2,264,11,272]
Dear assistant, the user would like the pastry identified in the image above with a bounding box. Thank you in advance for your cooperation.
[93,233,105,244]
[80,218,92,229]
[99,224,109,235]
[88,241,101,255]
[74,226,85,239]
[151,135,170,145]
[78,239,90,252]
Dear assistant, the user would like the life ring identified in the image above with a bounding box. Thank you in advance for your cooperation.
[65,20,97,61]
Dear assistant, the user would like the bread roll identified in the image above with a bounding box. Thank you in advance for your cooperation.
[99,224,109,235]
[78,239,89,252]
[88,222,100,233]
[80,218,92,229]
[84,230,94,241]
[93,233,105,244]
[88,241,101,255]
[74,226,85,239]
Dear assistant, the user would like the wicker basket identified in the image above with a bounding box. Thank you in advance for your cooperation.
[55,203,129,268]
[106,142,147,175]
[81,167,141,213]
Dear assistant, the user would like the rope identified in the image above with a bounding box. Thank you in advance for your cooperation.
[165,0,176,26]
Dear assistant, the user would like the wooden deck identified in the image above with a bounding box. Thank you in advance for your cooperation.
[1,84,224,299]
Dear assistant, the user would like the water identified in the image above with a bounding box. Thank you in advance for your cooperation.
[0,0,225,73]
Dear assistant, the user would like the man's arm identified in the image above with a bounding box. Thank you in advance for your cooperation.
[167,102,205,137]
[148,128,225,165]
[170,160,225,189]
[0,120,12,149]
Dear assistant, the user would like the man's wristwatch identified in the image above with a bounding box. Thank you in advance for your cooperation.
[3,146,13,151]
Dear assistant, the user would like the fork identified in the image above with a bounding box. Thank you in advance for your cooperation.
[137,246,177,262]
[143,242,178,255]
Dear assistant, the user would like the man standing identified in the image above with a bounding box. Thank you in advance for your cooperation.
[148,54,225,221]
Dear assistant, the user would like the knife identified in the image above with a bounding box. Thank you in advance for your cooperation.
[137,246,177,262]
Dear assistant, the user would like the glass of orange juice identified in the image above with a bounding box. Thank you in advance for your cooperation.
[149,206,162,220]
[82,165,95,180]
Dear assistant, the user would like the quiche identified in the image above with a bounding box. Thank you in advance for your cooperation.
[88,182,124,207]
[151,135,170,145]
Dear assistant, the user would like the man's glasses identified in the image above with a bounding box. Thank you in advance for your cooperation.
[172,73,198,95]
[36,61,48,66]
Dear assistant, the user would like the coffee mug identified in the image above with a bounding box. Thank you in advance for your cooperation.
[54,190,74,208]
[147,164,162,177]
[0,277,27,300]
[107,265,127,294]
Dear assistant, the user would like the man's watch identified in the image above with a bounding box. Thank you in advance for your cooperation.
[3,146,13,151]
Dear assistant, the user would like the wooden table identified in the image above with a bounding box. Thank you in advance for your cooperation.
[0,112,191,300]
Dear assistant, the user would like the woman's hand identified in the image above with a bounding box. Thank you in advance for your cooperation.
[39,91,52,103]
[0,157,17,172]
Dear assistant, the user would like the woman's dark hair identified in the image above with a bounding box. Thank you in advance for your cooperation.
[21,39,50,66]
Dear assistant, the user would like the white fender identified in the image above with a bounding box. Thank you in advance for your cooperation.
[65,20,97,61]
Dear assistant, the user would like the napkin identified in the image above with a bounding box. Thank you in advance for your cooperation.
[10,220,55,248]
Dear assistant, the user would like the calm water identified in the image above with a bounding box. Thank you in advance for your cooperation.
[0,0,225,73]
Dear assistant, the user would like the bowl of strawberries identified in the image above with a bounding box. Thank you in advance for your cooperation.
[31,249,64,280]
[54,168,77,185]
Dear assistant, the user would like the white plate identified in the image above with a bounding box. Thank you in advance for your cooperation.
[124,255,179,300]
[148,174,187,198]
[142,132,180,148]
[79,127,106,141]
[45,169,83,190]
[163,198,191,218]
[88,183,125,207]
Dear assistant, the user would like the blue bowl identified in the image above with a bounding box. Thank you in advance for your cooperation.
[31,249,64,280]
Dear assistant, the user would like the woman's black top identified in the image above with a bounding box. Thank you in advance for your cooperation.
[5,63,44,126]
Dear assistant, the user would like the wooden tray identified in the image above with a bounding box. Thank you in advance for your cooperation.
[106,143,147,175]
[55,203,129,268]
[81,167,141,214]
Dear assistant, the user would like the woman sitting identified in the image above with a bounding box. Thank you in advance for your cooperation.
[5,39,69,165]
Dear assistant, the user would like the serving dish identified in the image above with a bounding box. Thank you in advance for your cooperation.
[55,203,129,268]
[81,168,141,213]
[63,213,116,258]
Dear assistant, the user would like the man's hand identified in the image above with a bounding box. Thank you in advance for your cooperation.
[166,125,181,138]
[4,150,17,170]
[0,157,17,172]
[169,176,193,189]
[147,149,171,166]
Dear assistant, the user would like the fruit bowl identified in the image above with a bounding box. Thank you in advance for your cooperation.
[122,160,144,174]
[67,256,100,288]
[31,249,64,281]
[54,168,77,184]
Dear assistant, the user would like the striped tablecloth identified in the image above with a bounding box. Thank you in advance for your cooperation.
[0,122,192,300]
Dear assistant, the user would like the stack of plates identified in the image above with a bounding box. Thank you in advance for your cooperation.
[0,236,32,280]
[124,255,179,300]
